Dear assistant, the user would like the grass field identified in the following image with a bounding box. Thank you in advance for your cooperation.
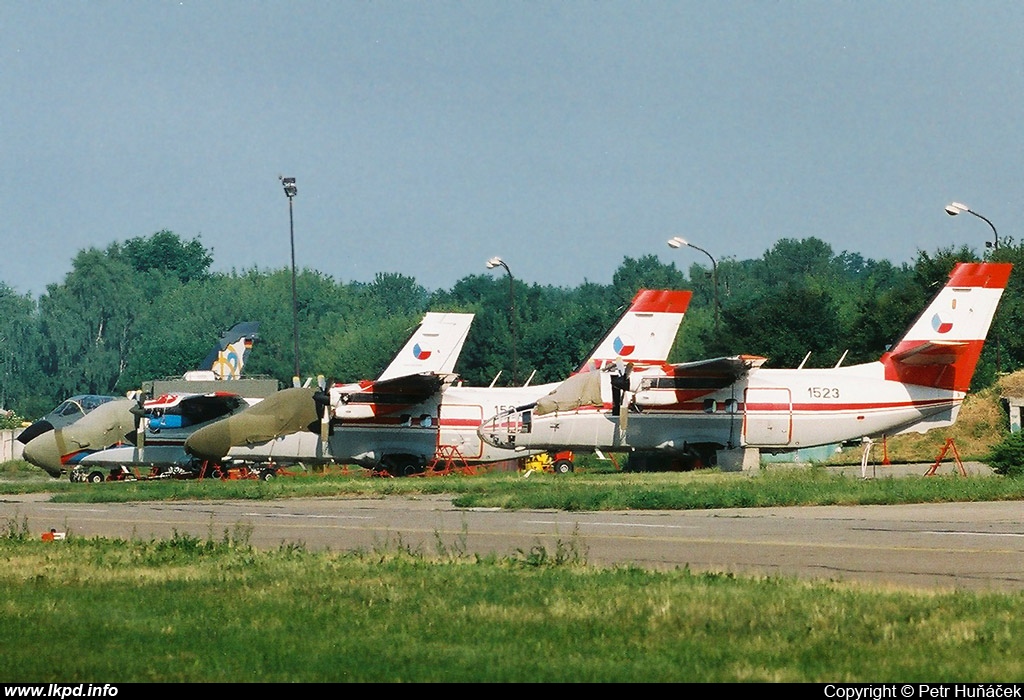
[3,528,1024,682]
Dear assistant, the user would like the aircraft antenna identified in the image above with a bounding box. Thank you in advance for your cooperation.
[797,352,811,370]
[834,350,849,368]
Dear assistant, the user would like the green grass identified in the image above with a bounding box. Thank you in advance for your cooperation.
[6,461,1024,681]
[6,461,1024,512]
[2,532,1024,682]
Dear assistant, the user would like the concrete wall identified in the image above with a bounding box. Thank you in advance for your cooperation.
[1,429,24,462]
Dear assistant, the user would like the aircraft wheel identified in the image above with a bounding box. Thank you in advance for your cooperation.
[552,459,574,474]
[383,455,423,477]
[87,471,104,484]
[259,469,276,481]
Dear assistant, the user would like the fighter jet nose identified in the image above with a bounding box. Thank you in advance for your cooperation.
[184,421,232,462]
[16,420,54,445]
[22,434,65,478]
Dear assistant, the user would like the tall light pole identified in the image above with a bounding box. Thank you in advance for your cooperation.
[486,256,517,384]
[945,201,1002,372]
[668,236,720,333]
[945,201,999,251]
[281,176,300,384]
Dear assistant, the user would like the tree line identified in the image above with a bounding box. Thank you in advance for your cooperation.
[2,230,1022,420]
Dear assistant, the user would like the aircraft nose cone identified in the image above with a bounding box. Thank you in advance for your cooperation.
[22,434,65,478]
[184,421,232,462]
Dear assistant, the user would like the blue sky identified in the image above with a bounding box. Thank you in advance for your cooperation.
[3,1,1022,298]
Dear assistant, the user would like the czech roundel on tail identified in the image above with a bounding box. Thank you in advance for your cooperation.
[478,262,1012,467]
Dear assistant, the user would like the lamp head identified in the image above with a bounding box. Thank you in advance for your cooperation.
[486,256,503,269]
[945,202,967,216]
[667,236,687,249]
[280,176,297,198]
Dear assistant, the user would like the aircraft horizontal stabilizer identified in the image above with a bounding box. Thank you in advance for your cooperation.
[890,340,969,366]
[668,354,768,379]
[368,373,445,400]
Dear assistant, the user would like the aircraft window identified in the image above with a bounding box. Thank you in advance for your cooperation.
[58,402,81,417]
[521,410,532,434]
[724,399,738,414]
[703,399,717,414]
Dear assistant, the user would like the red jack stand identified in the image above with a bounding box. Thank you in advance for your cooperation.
[924,438,967,477]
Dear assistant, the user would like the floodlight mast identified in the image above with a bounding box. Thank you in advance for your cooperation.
[281,176,300,383]
[486,256,517,384]
[668,236,720,333]
[945,201,999,251]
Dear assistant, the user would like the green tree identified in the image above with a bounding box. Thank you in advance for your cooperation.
[112,230,213,284]
[0,284,45,416]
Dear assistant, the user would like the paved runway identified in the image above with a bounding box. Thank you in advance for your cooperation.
[4,489,1023,592]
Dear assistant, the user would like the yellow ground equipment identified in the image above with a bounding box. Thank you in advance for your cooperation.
[521,451,575,474]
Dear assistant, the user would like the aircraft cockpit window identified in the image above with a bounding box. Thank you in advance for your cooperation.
[79,396,113,412]
[57,401,81,417]
[703,399,717,414]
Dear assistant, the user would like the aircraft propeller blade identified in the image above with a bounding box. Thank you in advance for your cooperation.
[609,363,633,433]
[128,391,148,451]
[313,375,332,443]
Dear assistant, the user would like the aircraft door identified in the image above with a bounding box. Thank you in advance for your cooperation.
[742,387,792,447]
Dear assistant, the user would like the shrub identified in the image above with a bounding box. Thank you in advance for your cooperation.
[984,430,1024,476]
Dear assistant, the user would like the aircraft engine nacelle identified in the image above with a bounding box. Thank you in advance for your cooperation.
[333,404,377,420]
[632,377,679,408]
[632,388,678,408]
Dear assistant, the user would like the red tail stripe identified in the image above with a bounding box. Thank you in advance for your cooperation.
[628,289,692,313]
[949,262,1012,289]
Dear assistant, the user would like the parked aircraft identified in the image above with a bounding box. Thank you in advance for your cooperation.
[184,289,693,475]
[15,395,119,446]
[477,262,1012,469]
[62,312,474,482]
[21,321,264,478]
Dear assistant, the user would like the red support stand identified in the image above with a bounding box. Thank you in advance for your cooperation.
[924,438,967,477]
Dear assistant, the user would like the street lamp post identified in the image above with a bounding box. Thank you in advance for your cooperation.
[945,201,999,251]
[281,176,300,384]
[945,201,1002,372]
[486,256,517,385]
[668,236,720,332]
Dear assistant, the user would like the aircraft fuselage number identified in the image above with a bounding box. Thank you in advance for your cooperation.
[807,387,840,399]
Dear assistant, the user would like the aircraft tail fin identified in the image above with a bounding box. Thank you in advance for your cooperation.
[192,322,260,380]
[376,312,475,381]
[577,289,691,372]
[881,262,1011,392]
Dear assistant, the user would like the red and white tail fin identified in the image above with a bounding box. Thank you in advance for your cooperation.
[578,289,691,372]
[376,312,475,381]
[882,262,1012,392]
